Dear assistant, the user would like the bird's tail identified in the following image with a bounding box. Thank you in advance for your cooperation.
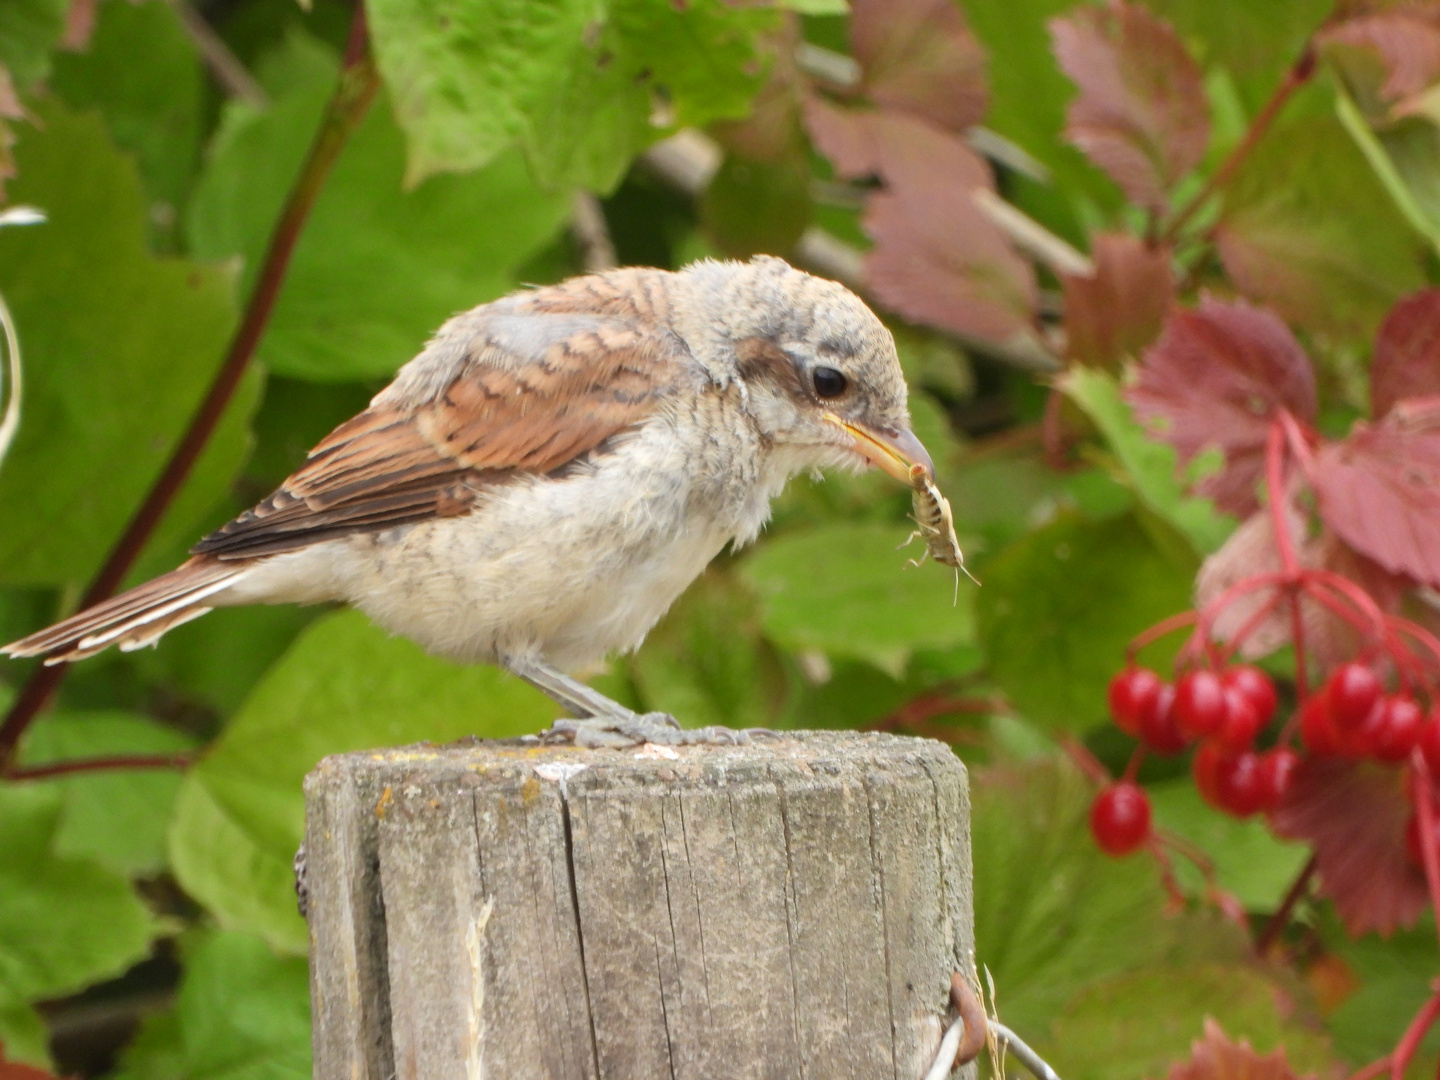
[2,557,246,664]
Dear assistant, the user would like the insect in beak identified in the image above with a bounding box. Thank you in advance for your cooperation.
[823,412,934,485]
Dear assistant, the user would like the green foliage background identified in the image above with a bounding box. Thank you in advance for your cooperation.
[0,0,1434,1076]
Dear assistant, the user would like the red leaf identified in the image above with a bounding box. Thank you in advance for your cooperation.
[804,98,1037,341]
[1269,757,1428,936]
[1321,13,1440,103]
[1062,233,1173,368]
[1127,298,1317,516]
[1314,399,1440,588]
[1161,1019,1309,1080]
[1050,1,1210,210]
[1372,289,1440,418]
[0,1043,62,1080]
[850,0,989,132]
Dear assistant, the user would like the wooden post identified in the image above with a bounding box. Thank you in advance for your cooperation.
[303,730,974,1080]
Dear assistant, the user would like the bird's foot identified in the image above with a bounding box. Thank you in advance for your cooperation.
[541,713,767,749]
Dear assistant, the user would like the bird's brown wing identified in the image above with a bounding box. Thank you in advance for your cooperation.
[194,316,689,560]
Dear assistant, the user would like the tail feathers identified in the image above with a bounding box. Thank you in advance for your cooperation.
[2,558,245,664]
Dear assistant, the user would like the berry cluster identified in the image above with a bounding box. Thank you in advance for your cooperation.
[1092,658,1440,866]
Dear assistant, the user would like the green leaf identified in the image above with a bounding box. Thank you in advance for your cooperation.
[630,571,796,730]
[740,522,976,676]
[977,512,1193,733]
[17,710,196,875]
[366,0,775,190]
[1142,0,1330,108]
[973,759,1334,1076]
[1216,110,1424,340]
[0,783,157,1006]
[169,779,308,954]
[1334,82,1440,259]
[972,758,1178,1036]
[0,0,67,86]
[1147,778,1310,910]
[1061,366,1234,556]
[0,999,49,1069]
[187,29,570,381]
[1325,919,1440,1064]
[0,103,248,588]
[170,608,557,952]
[49,0,205,249]
[114,931,310,1080]
[1040,961,1337,1080]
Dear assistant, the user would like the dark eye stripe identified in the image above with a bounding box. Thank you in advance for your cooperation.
[813,366,848,399]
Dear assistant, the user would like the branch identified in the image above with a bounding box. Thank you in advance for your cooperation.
[6,753,192,781]
[0,6,380,768]
[570,192,617,272]
[1164,43,1317,243]
[1254,853,1317,956]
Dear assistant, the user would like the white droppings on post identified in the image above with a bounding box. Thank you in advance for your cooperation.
[464,898,494,1080]
[533,761,588,799]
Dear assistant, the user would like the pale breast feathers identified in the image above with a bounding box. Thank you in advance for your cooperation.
[193,304,693,560]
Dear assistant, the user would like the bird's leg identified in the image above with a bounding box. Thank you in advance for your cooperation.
[502,654,757,749]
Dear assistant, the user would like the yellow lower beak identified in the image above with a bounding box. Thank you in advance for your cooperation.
[824,413,934,484]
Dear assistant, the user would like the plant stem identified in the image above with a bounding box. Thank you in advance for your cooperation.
[0,6,379,772]
[1254,853,1317,956]
[1163,43,1317,244]
[1390,987,1440,1080]
[7,753,193,781]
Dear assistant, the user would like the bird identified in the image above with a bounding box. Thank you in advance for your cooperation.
[3,256,933,747]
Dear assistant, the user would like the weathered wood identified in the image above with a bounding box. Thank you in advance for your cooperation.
[304,731,974,1080]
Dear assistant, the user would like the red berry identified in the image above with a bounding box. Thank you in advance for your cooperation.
[1090,782,1152,856]
[1420,716,1440,773]
[1326,663,1383,731]
[1371,696,1424,763]
[1223,665,1278,726]
[1258,748,1300,809]
[1217,686,1263,749]
[1138,683,1188,754]
[1300,694,1340,755]
[1213,750,1268,817]
[1174,670,1227,738]
[1108,667,1163,738]
[1193,742,1228,809]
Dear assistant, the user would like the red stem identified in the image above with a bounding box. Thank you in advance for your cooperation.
[0,9,380,770]
[1061,736,1111,786]
[1391,987,1440,1080]
[1253,853,1317,957]
[1411,752,1440,949]
[1127,610,1198,662]
[1346,1057,1393,1080]
[1163,42,1317,243]
[1218,588,1286,665]
[6,753,192,781]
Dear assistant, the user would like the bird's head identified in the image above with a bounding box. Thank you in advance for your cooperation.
[679,255,932,484]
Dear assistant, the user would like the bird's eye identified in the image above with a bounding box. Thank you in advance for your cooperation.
[813,366,848,399]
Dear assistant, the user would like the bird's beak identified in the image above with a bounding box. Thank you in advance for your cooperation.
[823,413,934,484]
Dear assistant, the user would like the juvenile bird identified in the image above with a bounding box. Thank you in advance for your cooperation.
[3,256,932,746]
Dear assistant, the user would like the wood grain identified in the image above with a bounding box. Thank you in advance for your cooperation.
[304,731,974,1080]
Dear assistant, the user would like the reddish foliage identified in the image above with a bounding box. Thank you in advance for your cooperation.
[0,1043,61,1080]
[849,0,989,132]
[0,67,22,202]
[1321,12,1440,103]
[1270,757,1429,936]
[1161,1019,1308,1080]
[1371,289,1440,418]
[803,98,1037,341]
[1313,398,1440,589]
[1062,233,1173,368]
[1128,298,1316,515]
[61,0,98,50]
[1050,0,1210,210]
